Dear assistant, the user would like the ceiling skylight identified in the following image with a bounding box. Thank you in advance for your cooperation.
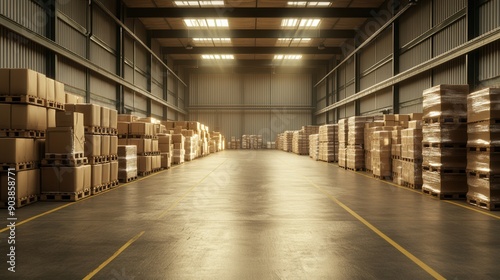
[277,38,311,46]
[174,1,224,6]
[193,38,231,46]
[287,1,331,7]
[201,54,234,60]
[281,19,321,28]
[274,55,302,60]
[184,19,229,28]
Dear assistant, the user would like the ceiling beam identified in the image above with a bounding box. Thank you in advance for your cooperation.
[151,29,356,38]
[126,7,373,18]
[162,46,342,54]
[174,59,329,67]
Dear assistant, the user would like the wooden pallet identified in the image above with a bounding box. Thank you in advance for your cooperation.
[46,101,64,110]
[108,155,118,161]
[0,129,45,138]
[91,184,111,195]
[0,161,38,171]
[119,176,137,183]
[0,94,45,106]
[346,167,363,171]
[401,157,422,163]
[423,116,467,124]
[0,195,38,208]
[391,155,401,160]
[127,134,154,139]
[109,128,118,135]
[468,146,500,153]
[137,151,161,156]
[41,157,88,167]
[88,156,106,165]
[107,180,119,188]
[373,174,392,181]
[40,189,91,202]
[401,181,422,189]
[45,152,85,159]
[422,187,466,200]
[422,142,466,149]
[467,196,500,211]
[84,126,105,134]
[422,165,466,174]
[138,170,153,176]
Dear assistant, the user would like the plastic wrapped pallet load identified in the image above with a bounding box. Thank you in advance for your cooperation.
[309,134,319,161]
[118,145,137,182]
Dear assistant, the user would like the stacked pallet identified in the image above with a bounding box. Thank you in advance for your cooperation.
[318,124,338,162]
[364,121,384,172]
[283,131,294,152]
[422,85,469,199]
[172,134,185,164]
[242,135,263,149]
[212,131,223,152]
[292,130,308,155]
[338,119,348,168]
[117,145,137,182]
[390,124,403,185]
[229,136,240,149]
[401,119,423,189]
[466,88,500,210]
[276,133,284,150]
[182,130,198,161]
[158,134,172,169]
[41,111,91,201]
[309,134,319,161]
[347,116,372,170]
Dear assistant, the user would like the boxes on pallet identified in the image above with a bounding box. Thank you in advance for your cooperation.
[47,109,56,128]
[110,161,118,182]
[45,127,85,154]
[129,122,152,136]
[117,122,129,135]
[41,165,91,193]
[0,169,39,207]
[85,135,101,157]
[423,85,469,119]
[152,139,159,152]
[65,93,80,104]
[309,134,319,161]
[160,152,172,168]
[0,69,9,95]
[101,107,110,128]
[0,138,37,163]
[101,135,111,156]
[65,104,101,127]
[110,136,118,155]
[54,80,65,105]
[138,156,152,173]
[109,109,117,130]
[118,145,138,180]
[9,69,37,97]
[91,164,103,190]
[102,162,110,185]
[11,104,47,131]
[372,131,392,177]
[118,114,137,123]
[0,104,11,129]
[46,78,55,103]
[56,111,84,129]
[127,138,151,154]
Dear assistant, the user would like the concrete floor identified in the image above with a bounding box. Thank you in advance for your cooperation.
[1,150,500,279]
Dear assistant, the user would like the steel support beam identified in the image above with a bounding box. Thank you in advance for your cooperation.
[151,29,356,39]
[467,0,479,89]
[162,46,341,55]
[116,0,125,113]
[392,17,400,114]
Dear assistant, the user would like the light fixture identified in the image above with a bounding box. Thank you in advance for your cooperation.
[287,1,331,7]
[274,54,302,60]
[192,38,231,46]
[277,38,311,46]
[174,1,224,7]
[281,18,321,28]
[201,54,234,60]
[184,19,229,28]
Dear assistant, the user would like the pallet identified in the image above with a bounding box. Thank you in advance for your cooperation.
[107,180,119,188]
[91,184,111,195]
[364,168,373,173]
[346,167,363,171]
[422,187,466,200]
[127,134,154,139]
[45,152,85,160]
[119,176,137,183]
[423,116,467,124]
[402,181,422,189]
[468,146,500,153]
[0,129,45,138]
[422,142,466,149]
[373,174,392,180]
[0,94,45,106]
[108,154,118,161]
[0,195,38,208]
[138,151,161,156]
[109,128,118,135]
[138,170,153,177]
[84,126,105,134]
[46,100,64,110]
[40,189,91,202]
[467,170,500,180]
[0,161,38,172]
[401,157,422,163]
[422,165,466,174]
[467,196,500,211]
[41,157,88,167]
[88,156,106,165]
[391,155,401,160]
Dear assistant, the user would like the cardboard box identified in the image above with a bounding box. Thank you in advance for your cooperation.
[37,73,47,100]
[118,114,137,122]
[110,136,118,155]
[0,68,10,95]
[102,162,110,184]
[409,120,422,129]
[158,135,172,144]
[152,139,159,152]
[65,93,79,104]
[45,127,85,154]
[0,104,11,129]
[174,121,188,128]
[182,130,195,137]
[91,164,103,188]
[160,153,171,168]
[35,139,45,161]
[109,109,118,129]
[101,107,110,128]
[0,138,36,163]
[118,138,127,146]
[117,122,129,135]
[127,138,151,154]
[172,134,185,143]
[423,84,468,119]
[85,135,101,157]
[118,145,137,157]
[26,169,40,197]
[9,69,37,97]
[41,167,60,192]
[11,104,47,131]
[46,78,55,102]
[467,88,500,123]
[174,127,183,134]
[54,80,65,104]
[410,113,423,121]
[138,156,152,172]
[130,122,151,135]
[110,161,118,181]
[101,135,111,156]
[188,121,200,131]
[56,111,84,129]
[47,108,56,128]
[159,143,172,153]
[41,165,90,193]
[173,143,184,150]
[70,104,101,127]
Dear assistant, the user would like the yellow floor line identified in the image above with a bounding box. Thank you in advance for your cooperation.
[82,231,145,280]
[157,159,227,219]
[444,200,500,220]
[305,177,445,280]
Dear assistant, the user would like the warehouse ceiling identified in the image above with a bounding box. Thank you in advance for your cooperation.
[122,0,387,66]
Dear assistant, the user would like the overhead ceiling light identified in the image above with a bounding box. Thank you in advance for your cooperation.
[184,19,229,28]
[287,1,331,7]
[277,38,311,46]
[174,1,224,6]
[201,54,234,60]
[193,38,231,46]
[274,54,302,60]
[281,18,321,28]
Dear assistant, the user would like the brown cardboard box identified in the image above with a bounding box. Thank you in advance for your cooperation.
[118,145,137,157]
[0,68,10,95]
[101,135,111,156]
[54,80,66,104]
[410,113,423,120]
[46,78,55,102]
[41,167,60,192]
[110,161,118,181]
[159,143,172,152]
[174,127,183,134]
[109,109,118,129]
[85,135,101,157]
[47,108,56,128]
[182,130,195,137]
[59,165,91,193]
[423,84,468,119]
[110,136,118,155]
[118,114,136,122]
[409,120,422,129]
[118,138,127,146]
[467,88,500,123]
[174,143,184,150]
[35,139,45,161]
[162,121,175,129]
[138,156,152,172]
[65,93,79,104]
[9,69,37,97]
[26,169,40,197]
[101,107,110,128]
[130,122,153,135]
[422,123,467,143]
[160,153,171,168]
[0,104,11,129]
[467,152,500,173]
[11,104,47,131]
[175,121,188,128]
[188,121,200,131]
[152,139,159,152]
[37,73,47,100]
[117,122,129,135]
[0,138,33,163]
[46,127,85,154]
[172,134,185,143]
[158,135,172,144]
[423,171,467,194]
[91,164,103,189]
[102,162,110,184]
[127,138,151,154]
[56,111,84,129]
[72,104,101,127]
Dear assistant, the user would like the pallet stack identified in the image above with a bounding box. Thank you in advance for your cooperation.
[372,131,392,179]
[390,124,403,185]
[422,85,469,199]
[276,133,284,150]
[117,145,137,182]
[338,119,348,168]
[229,136,240,149]
[309,134,319,161]
[242,135,263,149]
[347,116,372,170]
[172,133,185,164]
[318,124,338,162]
[212,132,223,152]
[466,88,500,210]
[283,131,293,152]
[292,130,308,155]
[41,111,91,201]
[401,118,424,189]
[158,133,173,169]
[364,121,384,172]
[182,129,198,161]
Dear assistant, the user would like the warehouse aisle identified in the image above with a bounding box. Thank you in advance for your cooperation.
[1,150,500,279]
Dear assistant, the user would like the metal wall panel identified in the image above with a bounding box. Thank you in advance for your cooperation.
[189,73,241,105]
[219,111,243,139]
[316,100,326,110]
[345,102,355,117]
[98,0,116,16]
[134,18,148,44]
[376,28,393,61]
[124,88,134,108]
[93,5,116,50]
[345,59,354,82]
[152,60,163,85]
[345,83,355,98]
[0,26,46,72]
[56,57,86,92]
[432,18,466,57]
[316,113,326,125]
[399,72,431,113]
[167,71,176,94]
[375,62,392,83]
[479,40,500,82]
[90,74,115,101]
[90,41,116,73]
[135,45,148,73]
[433,0,467,25]
[243,73,271,105]
[133,93,148,113]
[124,34,134,62]
[399,0,431,46]
[135,72,148,91]
[151,101,163,118]
[57,0,87,28]
[316,78,326,101]
[360,42,376,73]
[243,111,272,143]
[360,88,392,115]
[360,71,376,91]
[167,109,176,120]
[400,39,432,72]
[0,0,47,36]
[152,83,163,99]
[270,73,311,105]
[479,0,500,35]
[57,19,86,57]
[124,64,133,83]
[270,109,311,134]
[433,56,467,85]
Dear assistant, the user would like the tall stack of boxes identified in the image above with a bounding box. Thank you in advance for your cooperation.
[41,111,91,200]
[183,129,198,161]
[117,145,137,182]
[422,85,469,199]
[364,121,384,172]
[338,119,348,168]
[158,133,173,169]
[347,116,372,170]
[466,88,500,210]
[401,117,424,188]
[276,133,284,150]
[242,135,263,149]
[372,130,392,178]
[283,131,293,152]
[318,124,338,162]
[172,133,185,164]
[212,132,223,152]
[292,130,308,155]
[309,134,319,161]
[229,136,240,149]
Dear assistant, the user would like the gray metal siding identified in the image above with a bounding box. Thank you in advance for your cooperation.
[0,0,47,36]
[56,57,86,92]
[57,0,87,28]
[433,56,467,85]
[57,19,86,57]
[90,74,115,102]
[270,74,311,105]
[479,0,500,35]
[316,113,326,125]
[92,5,116,50]
[360,88,392,115]
[479,40,500,82]
[90,41,116,73]
[190,73,241,105]
[167,109,176,120]
[432,18,467,57]
[400,40,432,72]
[433,0,467,25]
[399,0,431,47]
[399,72,431,113]
[0,26,46,72]
[243,73,271,105]
[151,101,163,118]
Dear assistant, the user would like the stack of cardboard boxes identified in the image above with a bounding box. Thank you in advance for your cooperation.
[172,133,185,164]
[158,133,173,169]
[212,131,223,152]
[422,85,469,199]
[338,119,348,168]
[466,88,500,210]
[65,104,119,194]
[182,129,198,161]
[318,124,338,162]
[347,116,373,170]
[309,134,319,161]
[283,131,293,152]
[372,130,392,178]
[276,133,284,151]
[401,116,423,188]
[292,130,308,155]
[117,145,137,182]
[364,121,384,172]
[242,135,263,149]
[229,136,240,149]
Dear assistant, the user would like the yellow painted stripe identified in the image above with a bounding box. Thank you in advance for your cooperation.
[444,200,500,220]
[82,231,145,280]
[305,178,446,280]
[157,159,227,219]
[0,162,183,233]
